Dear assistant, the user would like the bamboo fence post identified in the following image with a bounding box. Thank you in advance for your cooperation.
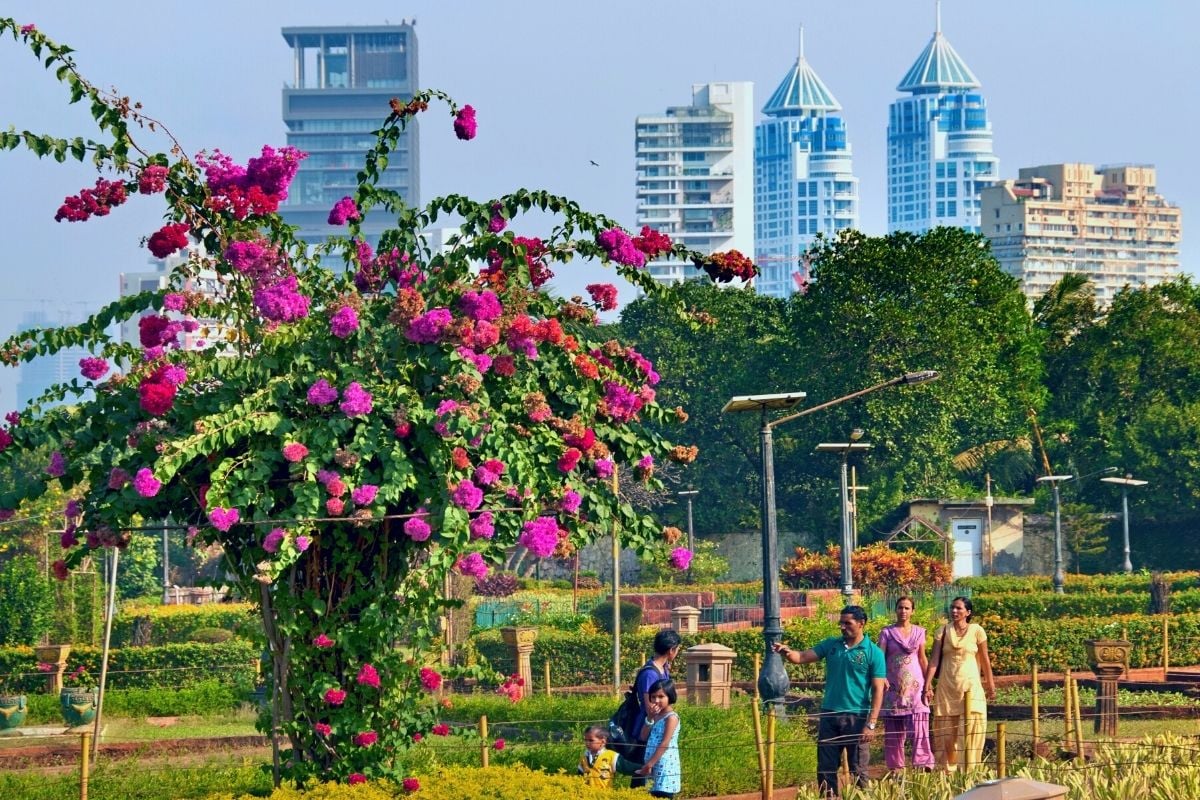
[752,653,767,798]
[765,703,777,800]
[544,661,551,697]
[80,731,91,800]
[1031,663,1040,757]
[480,715,489,768]
[1072,676,1084,763]
[1163,616,1170,679]
[997,722,1007,778]
[963,687,974,771]
[1062,668,1073,749]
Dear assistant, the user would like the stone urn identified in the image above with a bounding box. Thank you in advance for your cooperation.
[34,644,72,694]
[1084,639,1131,673]
[0,694,27,730]
[60,686,98,728]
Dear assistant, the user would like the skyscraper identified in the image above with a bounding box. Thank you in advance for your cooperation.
[15,307,92,411]
[635,82,755,286]
[754,29,858,299]
[887,3,998,234]
[280,24,419,252]
[982,163,1182,304]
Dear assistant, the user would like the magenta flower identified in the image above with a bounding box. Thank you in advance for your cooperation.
[453,104,477,140]
[296,535,311,552]
[519,517,559,558]
[138,165,168,195]
[314,722,332,736]
[208,507,240,532]
[306,378,338,406]
[253,275,311,322]
[456,552,488,579]
[451,480,483,511]
[161,365,188,387]
[79,357,109,381]
[340,382,373,417]
[324,688,347,706]
[282,442,308,462]
[403,778,420,792]
[469,511,495,540]
[357,663,381,689]
[325,477,347,497]
[351,484,379,506]
[353,730,378,747]
[586,283,619,311]
[61,529,78,548]
[431,723,450,736]
[46,451,66,478]
[435,399,460,416]
[560,489,582,514]
[601,381,644,423]
[419,667,442,691]
[326,498,345,516]
[596,228,646,268]
[406,307,453,343]
[329,305,359,338]
[458,290,502,322]
[493,739,506,751]
[327,196,361,226]
[20,24,36,35]
[404,513,432,542]
[148,223,190,259]
[669,547,693,571]
[474,460,505,486]
[108,467,131,489]
[638,454,654,470]
[594,458,614,479]
[162,292,186,311]
[263,528,286,553]
[313,634,335,648]
[348,774,367,785]
[557,448,582,473]
[133,468,161,498]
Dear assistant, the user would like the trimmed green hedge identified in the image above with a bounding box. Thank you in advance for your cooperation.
[22,678,250,722]
[971,589,1200,619]
[980,612,1190,674]
[0,640,259,693]
[111,603,261,646]
[957,572,1200,595]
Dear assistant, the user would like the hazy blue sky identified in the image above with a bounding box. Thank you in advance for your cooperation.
[0,0,1195,408]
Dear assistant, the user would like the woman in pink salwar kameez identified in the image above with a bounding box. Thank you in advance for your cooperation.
[877,596,934,770]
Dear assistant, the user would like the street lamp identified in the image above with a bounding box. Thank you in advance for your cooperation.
[677,489,699,581]
[1036,474,1073,595]
[817,430,872,600]
[721,370,939,704]
[1101,474,1149,574]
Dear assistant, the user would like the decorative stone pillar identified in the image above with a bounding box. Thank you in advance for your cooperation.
[33,644,71,694]
[670,606,700,634]
[499,626,538,700]
[684,642,735,708]
[1085,639,1131,737]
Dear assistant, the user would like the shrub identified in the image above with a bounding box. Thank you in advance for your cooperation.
[23,678,247,722]
[640,540,729,585]
[781,543,952,593]
[474,573,520,598]
[576,574,602,590]
[189,627,235,644]
[969,589,1200,619]
[111,603,260,646]
[0,554,55,646]
[589,599,643,634]
[956,571,1200,595]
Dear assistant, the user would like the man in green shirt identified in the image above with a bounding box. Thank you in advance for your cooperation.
[774,605,885,797]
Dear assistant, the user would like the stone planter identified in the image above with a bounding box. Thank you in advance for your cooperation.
[0,694,27,730]
[60,686,98,728]
[1084,639,1131,672]
[34,644,72,694]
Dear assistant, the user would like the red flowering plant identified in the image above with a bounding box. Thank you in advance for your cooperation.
[0,19,744,785]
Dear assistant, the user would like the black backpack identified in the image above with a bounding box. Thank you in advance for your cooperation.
[607,663,657,756]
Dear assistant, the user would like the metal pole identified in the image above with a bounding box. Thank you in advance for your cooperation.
[611,466,621,695]
[92,547,118,760]
[839,453,853,599]
[161,523,170,604]
[850,465,859,549]
[758,415,788,704]
[686,496,695,581]
[1052,483,1065,594]
[1121,485,1132,574]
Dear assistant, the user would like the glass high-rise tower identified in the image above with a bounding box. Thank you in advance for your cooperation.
[754,29,858,299]
[887,4,998,234]
[280,24,419,251]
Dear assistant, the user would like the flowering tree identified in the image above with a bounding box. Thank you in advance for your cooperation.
[0,20,755,784]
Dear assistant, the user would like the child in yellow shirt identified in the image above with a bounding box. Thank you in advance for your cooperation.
[578,724,618,788]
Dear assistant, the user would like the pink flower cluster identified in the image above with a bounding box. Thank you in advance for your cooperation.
[353,731,378,747]
[351,484,378,506]
[519,517,559,558]
[669,547,693,571]
[329,305,359,338]
[406,307,453,343]
[55,178,128,223]
[357,663,381,689]
[327,196,361,226]
[79,357,109,381]
[469,511,495,540]
[197,146,305,220]
[46,450,66,478]
[138,165,168,194]
[459,290,502,322]
[586,283,619,311]
[325,688,347,706]
[474,459,505,486]
[208,507,240,532]
[404,510,431,541]
[139,365,180,416]
[133,468,161,498]
[455,552,488,579]
[263,528,286,553]
[633,225,673,258]
[596,228,646,268]
[419,667,442,691]
[453,105,477,140]
[253,275,311,322]
[313,634,335,648]
[498,673,524,703]
[340,382,373,417]
[282,442,308,462]
[600,381,645,423]
[451,479,483,511]
[307,379,338,406]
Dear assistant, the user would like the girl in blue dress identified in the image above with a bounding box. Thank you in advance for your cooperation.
[636,678,681,798]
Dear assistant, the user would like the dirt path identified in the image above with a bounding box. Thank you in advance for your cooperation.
[0,735,269,769]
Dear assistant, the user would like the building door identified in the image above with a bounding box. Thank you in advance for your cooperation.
[951,519,984,578]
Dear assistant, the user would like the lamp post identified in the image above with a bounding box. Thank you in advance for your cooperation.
[677,489,699,581]
[1101,474,1148,574]
[1036,474,1073,595]
[817,431,871,600]
[721,370,939,704]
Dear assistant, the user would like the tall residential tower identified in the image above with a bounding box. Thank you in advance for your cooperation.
[280,25,419,251]
[754,29,858,299]
[635,82,754,286]
[887,4,998,234]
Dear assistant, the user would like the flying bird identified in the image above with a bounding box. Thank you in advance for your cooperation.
[589,160,600,167]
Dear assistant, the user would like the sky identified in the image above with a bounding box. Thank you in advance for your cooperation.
[0,0,1195,409]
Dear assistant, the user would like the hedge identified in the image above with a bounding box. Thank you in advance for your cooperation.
[22,678,249,722]
[971,589,1200,619]
[0,640,259,693]
[957,572,1200,595]
[111,602,261,646]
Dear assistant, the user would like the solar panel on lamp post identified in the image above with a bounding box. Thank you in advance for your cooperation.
[1100,474,1149,574]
